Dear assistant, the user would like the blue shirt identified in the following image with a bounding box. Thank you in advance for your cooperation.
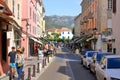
[8,51,16,63]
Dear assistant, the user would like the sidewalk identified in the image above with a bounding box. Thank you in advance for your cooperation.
[0,56,54,80]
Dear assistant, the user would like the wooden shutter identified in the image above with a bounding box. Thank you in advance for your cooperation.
[113,0,116,13]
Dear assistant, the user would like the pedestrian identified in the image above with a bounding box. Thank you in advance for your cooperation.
[8,46,16,79]
[15,48,24,80]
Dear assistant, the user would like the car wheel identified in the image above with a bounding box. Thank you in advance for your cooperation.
[104,78,106,80]
[89,65,92,73]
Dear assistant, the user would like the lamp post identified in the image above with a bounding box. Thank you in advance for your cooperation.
[93,28,98,50]
[22,19,30,57]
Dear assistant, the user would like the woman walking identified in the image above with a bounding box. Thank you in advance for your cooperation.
[15,48,24,80]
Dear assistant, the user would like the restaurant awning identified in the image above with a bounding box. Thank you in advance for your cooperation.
[30,37,43,44]
[76,37,87,43]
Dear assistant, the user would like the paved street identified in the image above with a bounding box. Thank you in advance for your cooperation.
[38,47,96,80]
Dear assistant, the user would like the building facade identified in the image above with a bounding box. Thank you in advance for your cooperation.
[80,0,113,52]
[112,0,120,54]
[74,13,81,37]
[0,0,13,76]
[7,0,22,52]
[36,0,45,38]
[21,0,37,58]
[60,27,73,39]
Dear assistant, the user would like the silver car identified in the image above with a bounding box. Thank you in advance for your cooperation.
[95,55,120,80]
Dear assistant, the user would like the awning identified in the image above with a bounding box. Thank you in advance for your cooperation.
[76,37,87,43]
[0,0,12,15]
[86,36,94,42]
[71,38,80,43]
[0,12,13,22]
[30,37,43,44]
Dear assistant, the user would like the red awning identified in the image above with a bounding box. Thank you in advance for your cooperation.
[0,0,12,15]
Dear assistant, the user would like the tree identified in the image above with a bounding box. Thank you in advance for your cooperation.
[72,27,75,34]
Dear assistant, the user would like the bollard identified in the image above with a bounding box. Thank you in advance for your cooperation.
[42,58,44,68]
[21,71,24,80]
[37,63,40,73]
[27,68,31,80]
[32,65,36,77]
[45,58,46,66]
[9,68,12,80]
[48,56,49,63]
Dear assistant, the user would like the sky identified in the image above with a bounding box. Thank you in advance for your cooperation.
[43,0,82,16]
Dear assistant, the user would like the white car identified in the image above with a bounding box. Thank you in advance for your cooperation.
[82,51,98,68]
[89,53,105,73]
[95,55,120,80]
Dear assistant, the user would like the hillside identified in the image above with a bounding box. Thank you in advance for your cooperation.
[44,15,75,29]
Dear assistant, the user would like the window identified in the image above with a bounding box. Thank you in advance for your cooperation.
[33,26,34,33]
[68,32,70,34]
[113,0,116,13]
[12,0,14,14]
[17,4,20,19]
[30,7,31,19]
[33,12,34,21]
[68,36,69,39]
[108,0,112,10]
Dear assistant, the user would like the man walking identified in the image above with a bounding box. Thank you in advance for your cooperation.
[8,46,16,79]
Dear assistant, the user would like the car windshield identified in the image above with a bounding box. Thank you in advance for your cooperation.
[86,52,98,57]
[107,58,120,69]
[96,54,104,61]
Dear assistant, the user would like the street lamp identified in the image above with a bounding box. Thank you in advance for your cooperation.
[22,19,30,57]
[92,28,98,50]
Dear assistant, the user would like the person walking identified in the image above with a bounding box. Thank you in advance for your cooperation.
[8,46,16,79]
[15,48,24,80]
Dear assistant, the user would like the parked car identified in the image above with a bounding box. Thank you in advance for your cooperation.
[95,55,120,80]
[80,49,93,64]
[82,51,98,68]
[89,53,105,73]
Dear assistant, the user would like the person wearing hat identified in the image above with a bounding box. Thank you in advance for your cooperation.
[15,48,24,80]
[8,46,16,79]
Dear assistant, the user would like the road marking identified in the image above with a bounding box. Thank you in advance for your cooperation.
[64,54,76,80]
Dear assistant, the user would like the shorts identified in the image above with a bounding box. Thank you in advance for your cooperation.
[10,63,16,68]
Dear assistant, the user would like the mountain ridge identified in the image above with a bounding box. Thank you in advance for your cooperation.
[44,15,75,29]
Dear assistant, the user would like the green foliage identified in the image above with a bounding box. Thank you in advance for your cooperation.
[51,32,60,38]
[72,27,75,34]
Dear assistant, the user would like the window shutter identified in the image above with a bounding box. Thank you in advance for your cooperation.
[113,0,116,13]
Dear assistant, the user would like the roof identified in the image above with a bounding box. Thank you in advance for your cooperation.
[56,28,62,33]
[61,27,71,31]
[45,28,56,33]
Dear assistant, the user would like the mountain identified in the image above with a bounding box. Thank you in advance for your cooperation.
[44,15,75,29]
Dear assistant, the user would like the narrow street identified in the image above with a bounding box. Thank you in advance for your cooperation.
[38,47,96,80]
